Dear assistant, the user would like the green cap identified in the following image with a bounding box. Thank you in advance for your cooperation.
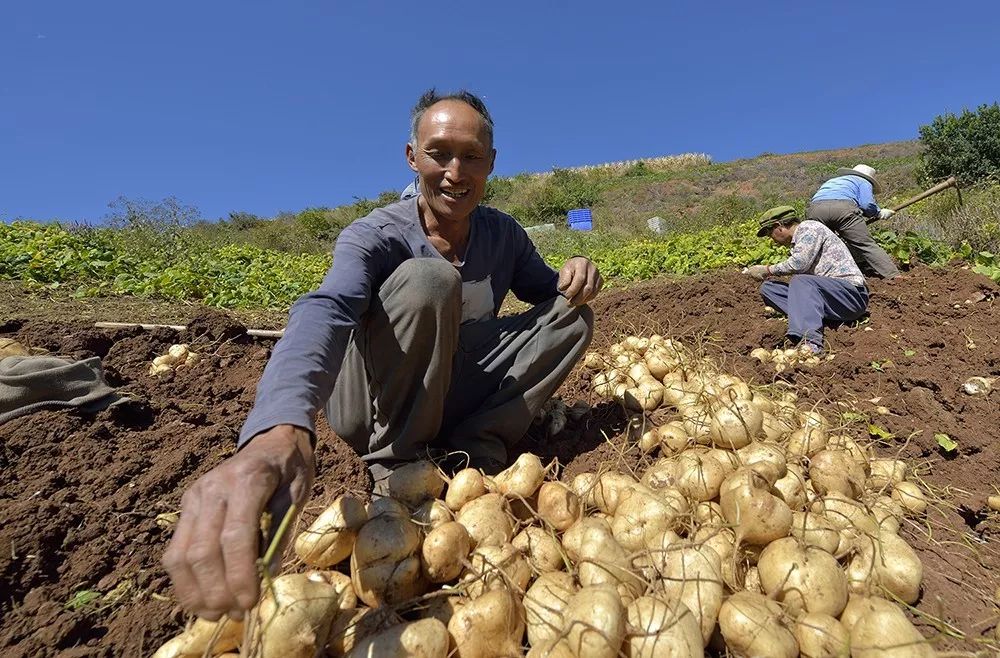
[757,205,799,237]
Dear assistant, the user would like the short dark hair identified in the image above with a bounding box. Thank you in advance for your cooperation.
[409,88,494,147]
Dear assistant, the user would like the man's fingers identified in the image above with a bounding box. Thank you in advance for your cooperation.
[220,473,279,613]
[563,271,586,304]
[162,490,204,616]
[557,264,572,291]
[568,264,601,306]
[184,486,237,618]
[585,267,603,303]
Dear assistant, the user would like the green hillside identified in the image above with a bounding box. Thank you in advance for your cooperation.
[3,140,998,310]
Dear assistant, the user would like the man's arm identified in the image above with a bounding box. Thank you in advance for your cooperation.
[240,226,387,445]
[857,179,879,217]
[164,223,390,620]
[506,221,602,306]
[508,222,561,304]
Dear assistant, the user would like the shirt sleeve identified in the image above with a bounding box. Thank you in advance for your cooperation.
[857,179,879,217]
[238,223,390,447]
[508,222,560,304]
[768,224,821,276]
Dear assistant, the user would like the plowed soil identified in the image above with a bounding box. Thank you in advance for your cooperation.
[2,264,999,656]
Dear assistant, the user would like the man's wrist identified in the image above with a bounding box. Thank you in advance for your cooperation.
[245,424,315,458]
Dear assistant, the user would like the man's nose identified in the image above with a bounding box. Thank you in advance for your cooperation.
[444,157,465,180]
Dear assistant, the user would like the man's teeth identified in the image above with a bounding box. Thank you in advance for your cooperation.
[442,189,468,198]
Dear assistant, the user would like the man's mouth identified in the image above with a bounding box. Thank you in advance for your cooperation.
[441,188,469,200]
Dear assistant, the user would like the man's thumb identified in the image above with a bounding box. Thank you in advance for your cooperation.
[557,267,571,290]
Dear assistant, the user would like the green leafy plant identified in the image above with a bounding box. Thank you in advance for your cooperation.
[935,433,958,453]
[65,590,101,611]
[868,424,895,442]
[919,103,1000,185]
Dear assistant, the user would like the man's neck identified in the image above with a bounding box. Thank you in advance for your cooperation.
[418,198,471,241]
[418,197,472,261]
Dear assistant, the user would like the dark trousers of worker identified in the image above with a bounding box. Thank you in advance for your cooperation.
[807,200,900,279]
[324,258,594,468]
[760,275,869,348]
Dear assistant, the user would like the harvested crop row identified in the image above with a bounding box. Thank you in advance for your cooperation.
[154,334,936,658]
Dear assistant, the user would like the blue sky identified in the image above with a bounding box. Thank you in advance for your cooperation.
[2,1,998,222]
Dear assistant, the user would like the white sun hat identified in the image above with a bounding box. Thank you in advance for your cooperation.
[834,164,881,193]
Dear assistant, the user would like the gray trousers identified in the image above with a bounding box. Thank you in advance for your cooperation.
[806,200,900,279]
[325,258,594,466]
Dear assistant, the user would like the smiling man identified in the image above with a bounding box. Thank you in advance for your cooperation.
[162,89,601,620]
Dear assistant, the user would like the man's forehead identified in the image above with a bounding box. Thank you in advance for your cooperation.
[418,101,489,140]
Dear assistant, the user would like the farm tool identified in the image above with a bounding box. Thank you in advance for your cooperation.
[867,176,960,222]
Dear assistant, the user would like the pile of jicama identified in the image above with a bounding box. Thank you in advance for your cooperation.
[749,346,827,372]
[155,334,936,658]
[149,343,201,376]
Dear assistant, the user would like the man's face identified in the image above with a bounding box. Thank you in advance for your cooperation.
[770,223,795,246]
[406,100,496,223]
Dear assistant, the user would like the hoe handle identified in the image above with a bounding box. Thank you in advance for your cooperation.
[890,176,958,212]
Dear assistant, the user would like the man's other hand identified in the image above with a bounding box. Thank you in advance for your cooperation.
[557,256,603,306]
[162,425,315,620]
[877,208,896,221]
[746,265,770,280]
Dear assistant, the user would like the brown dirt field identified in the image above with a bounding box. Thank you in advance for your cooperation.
[2,264,999,656]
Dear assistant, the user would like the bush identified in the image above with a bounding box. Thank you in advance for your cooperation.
[500,169,604,226]
[297,207,334,239]
[297,192,400,241]
[483,176,515,205]
[919,103,1000,184]
[103,196,200,261]
[227,211,262,231]
[892,181,1000,254]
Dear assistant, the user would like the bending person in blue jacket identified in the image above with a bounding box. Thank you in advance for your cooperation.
[163,89,602,621]
[747,206,869,354]
[807,163,900,279]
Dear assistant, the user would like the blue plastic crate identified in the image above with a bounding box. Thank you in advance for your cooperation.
[567,208,593,231]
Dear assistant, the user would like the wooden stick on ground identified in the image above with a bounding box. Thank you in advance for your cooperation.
[94,321,285,339]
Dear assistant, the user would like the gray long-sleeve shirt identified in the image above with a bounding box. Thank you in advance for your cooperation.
[238,197,560,446]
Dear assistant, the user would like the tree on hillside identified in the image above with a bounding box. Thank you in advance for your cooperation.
[106,195,200,230]
[919,102,1000,184]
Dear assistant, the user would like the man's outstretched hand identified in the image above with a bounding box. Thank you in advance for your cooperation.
[162,425,314,621]
[558,256,603,306]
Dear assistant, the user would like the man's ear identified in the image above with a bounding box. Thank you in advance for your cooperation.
[488,148,497,175]
[406,142,418,173]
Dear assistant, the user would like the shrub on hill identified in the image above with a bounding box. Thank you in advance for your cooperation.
[297,191,401,240]
[919,102,1000,184]
[498,169,605,226]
